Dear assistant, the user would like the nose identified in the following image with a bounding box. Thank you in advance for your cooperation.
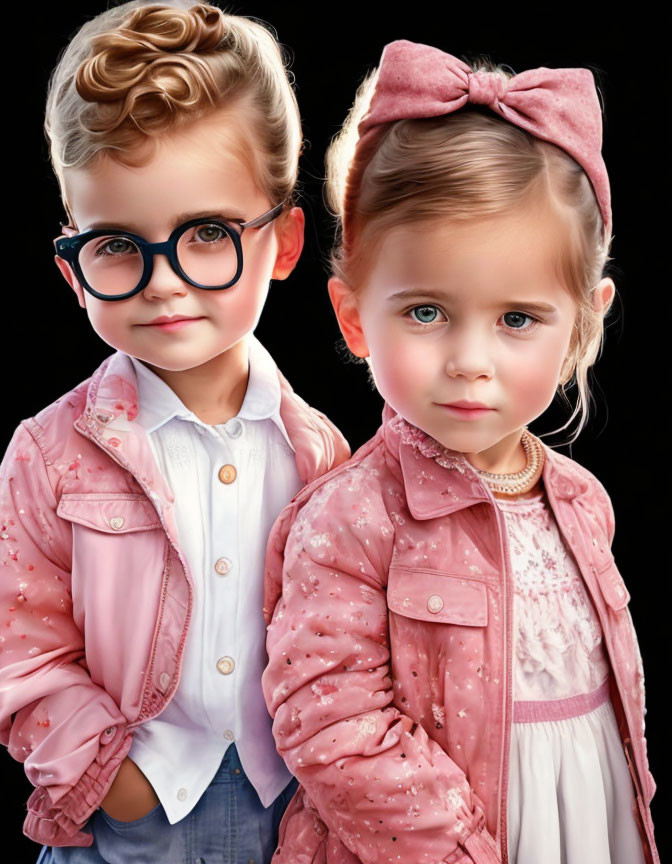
[141,252,189,301]
[443,325,494,380]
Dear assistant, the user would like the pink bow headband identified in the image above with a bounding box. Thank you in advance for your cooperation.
[347,40,611,246]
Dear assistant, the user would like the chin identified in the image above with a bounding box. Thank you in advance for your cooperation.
[133,352,212,372]
[428,427,496,454]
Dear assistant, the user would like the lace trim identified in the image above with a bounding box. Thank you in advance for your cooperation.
[389,414,471,474]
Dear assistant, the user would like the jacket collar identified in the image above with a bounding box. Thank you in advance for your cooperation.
[381,402,590,520]
[74,338,350,498]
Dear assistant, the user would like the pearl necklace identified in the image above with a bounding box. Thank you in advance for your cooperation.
[474,427,545,496]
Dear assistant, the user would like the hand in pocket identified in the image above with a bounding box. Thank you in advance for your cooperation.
[100,756,160,822]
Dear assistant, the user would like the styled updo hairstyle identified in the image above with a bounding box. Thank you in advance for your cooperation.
[45,0,302,225]
[325,56,616,444]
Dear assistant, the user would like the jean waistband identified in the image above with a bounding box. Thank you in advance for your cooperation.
[212,742,244,780]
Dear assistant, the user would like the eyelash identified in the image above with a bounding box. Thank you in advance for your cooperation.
[405,305,542,334]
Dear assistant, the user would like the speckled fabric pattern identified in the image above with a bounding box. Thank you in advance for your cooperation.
[262,403,659,864]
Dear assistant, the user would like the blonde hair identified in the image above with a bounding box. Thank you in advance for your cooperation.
[45,0,302,224]
[325,56,616,445]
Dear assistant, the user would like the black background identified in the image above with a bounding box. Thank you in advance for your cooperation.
[3,2,667,860]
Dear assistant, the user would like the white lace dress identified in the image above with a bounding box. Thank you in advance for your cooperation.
[495,485,646,864]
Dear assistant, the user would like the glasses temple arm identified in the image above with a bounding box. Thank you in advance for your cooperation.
[239,200,287,231]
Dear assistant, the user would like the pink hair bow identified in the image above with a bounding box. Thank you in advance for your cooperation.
[354,40,611,240]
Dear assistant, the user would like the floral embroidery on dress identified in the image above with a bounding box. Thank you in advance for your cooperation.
[497,492,610,701]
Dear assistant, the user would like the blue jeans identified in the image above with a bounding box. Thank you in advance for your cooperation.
[36,745,299,864]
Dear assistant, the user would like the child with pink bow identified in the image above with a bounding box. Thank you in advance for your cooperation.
[261,41,660,864]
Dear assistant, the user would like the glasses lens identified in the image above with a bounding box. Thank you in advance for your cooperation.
[176,222,239,287]
[79,235,144,297]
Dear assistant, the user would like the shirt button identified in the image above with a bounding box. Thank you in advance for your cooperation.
[217,656,235,675]
[218,464,237,484]
[109,516,125,530]
[223,729,235,741]
[226,418,244,439]
[214,557,232,576]
[177,788,188,801]
[427,594,444,614]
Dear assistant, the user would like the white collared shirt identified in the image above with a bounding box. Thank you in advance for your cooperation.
[127,336,302,823]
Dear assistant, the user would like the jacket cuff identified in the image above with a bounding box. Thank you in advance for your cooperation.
[459,822,501,863]
[24,726,132,847]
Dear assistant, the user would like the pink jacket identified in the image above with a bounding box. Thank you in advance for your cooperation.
[262,403,659,864]
[0,348,350,848]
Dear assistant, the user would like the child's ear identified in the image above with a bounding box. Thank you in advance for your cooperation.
[327,277,369,358]
[592,277,616,314]
[271,206,305,280]
[54,255,87,309]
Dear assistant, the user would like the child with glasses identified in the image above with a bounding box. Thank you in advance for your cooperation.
[0,2,349,862]
[261,40,659,864]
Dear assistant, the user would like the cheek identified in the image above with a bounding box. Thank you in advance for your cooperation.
[504,333,569,411]
[368,326,434,398]
[208,277,270,329]
[85,303,126,341]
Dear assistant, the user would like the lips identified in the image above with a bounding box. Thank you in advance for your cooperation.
[444,400,491,410]
[437,400,494,420]
[142,315,201,326]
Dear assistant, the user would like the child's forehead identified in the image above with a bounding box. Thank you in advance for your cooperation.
[362,208,572,298]
[63,113,266,230]
[381,206,566,263]
[85,107,256,179]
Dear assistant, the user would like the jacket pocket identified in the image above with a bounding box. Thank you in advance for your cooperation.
[387,566,488,626]
[592,558,631,611]
[57,493,166,644]
[57,493,162,534]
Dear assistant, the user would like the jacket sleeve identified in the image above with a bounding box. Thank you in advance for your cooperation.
[262,480,500,864]
[591,475,616,546]
[0,422,132,847]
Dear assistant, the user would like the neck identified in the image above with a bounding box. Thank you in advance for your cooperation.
[463,427,528,475]
[143,337,250,426]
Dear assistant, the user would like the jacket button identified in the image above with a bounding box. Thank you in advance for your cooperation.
[217,656,235,675]
[218,464,237,484]
[214,557,232,576]
[109,516,125,530]
[427,594,444,613]
[101,726,116,742]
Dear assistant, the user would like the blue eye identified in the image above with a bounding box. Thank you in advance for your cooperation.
[502,311,539,331]
[410,305,441,324]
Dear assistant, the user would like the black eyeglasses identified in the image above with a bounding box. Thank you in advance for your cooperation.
[53,200,287,301]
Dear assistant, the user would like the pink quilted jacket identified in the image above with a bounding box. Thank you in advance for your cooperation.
[0,347,350,847]
[262,403,659,864]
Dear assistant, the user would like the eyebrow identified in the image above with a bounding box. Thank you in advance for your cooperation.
[84,208,248,233]
[387,288,558,315]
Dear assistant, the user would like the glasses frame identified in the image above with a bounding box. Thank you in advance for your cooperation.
[53,199,288,302]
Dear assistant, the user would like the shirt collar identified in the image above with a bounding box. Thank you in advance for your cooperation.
[128,335,294,450]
